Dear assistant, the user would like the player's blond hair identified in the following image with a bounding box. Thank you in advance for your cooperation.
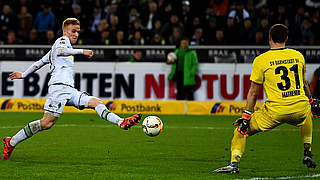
[62,18,80,29]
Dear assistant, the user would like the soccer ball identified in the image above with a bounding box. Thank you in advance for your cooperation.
[142,116,163,137]
[167,52,177,64]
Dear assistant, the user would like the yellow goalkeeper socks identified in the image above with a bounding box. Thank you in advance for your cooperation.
[300,114,312,150]
[231,128,248,163]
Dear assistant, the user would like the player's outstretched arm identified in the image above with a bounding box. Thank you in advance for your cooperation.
[10,51,51,80]
[57,47,93,58]
[304,79,311,98]
[83,50,93,58]
[9,72,23,80]
[245,81,260,112]
[233,81,260,135]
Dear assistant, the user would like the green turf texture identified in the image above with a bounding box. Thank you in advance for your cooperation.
[0,112,319,180]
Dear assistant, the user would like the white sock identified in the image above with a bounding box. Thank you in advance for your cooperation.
[107,113,123,126]
[95,104,121,125]
[10,120,42,146]
[10,129,26,146]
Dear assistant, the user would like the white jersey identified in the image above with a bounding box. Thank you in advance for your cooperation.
[49,36,76,86]
[22,36,83,87]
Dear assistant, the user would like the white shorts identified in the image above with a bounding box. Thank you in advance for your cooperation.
[44,84,94,117]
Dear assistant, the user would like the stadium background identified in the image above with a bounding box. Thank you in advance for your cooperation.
[1,0,320,46]
[1,1,320,179]
[0,0,320,115]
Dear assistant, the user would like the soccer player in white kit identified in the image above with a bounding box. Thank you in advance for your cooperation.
[3,18,141,160]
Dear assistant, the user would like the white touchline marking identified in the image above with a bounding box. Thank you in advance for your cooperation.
[235,173,320,180]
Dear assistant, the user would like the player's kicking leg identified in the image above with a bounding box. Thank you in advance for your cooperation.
[119,113,142,130]
[88,97,141,130]
[2,113,57,160]
[2,137,15,160]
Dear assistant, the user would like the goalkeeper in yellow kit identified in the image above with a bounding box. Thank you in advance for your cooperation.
[213,24,319,173]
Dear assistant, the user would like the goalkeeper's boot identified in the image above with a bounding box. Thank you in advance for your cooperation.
[212,162,239,173]
[2,137,15,160]
[303,150,317,168]
[120,113,142,130]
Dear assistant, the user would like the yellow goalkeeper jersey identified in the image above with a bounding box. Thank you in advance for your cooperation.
[250,48,309,114]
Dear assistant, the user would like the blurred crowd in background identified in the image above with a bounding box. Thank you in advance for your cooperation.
[1,0,320,46]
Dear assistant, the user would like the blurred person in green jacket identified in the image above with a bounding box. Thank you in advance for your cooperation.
[129,50,144,62]
[168,37,198,100]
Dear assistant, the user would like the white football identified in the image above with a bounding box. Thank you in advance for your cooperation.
[142,116,163,137]
[167,52,177,64]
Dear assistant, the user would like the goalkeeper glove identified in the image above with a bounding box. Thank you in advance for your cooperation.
[233,110,252,135]
[310,96,320,118]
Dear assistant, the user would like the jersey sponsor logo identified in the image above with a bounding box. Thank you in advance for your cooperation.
[60,41,66,44]
[1,99,13,110]
[211,103,225,113]
[106,101,116,111]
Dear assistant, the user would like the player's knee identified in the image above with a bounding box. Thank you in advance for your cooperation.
[88,97,104,108]
[42,121,56,130]
[41,117,57,130]
[96,98,104,105]
[42,123,51,130]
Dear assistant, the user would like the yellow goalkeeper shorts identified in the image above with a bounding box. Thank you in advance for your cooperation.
[250,103,312,132]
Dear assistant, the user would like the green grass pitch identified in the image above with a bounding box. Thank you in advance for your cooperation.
[0,112,319,179]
